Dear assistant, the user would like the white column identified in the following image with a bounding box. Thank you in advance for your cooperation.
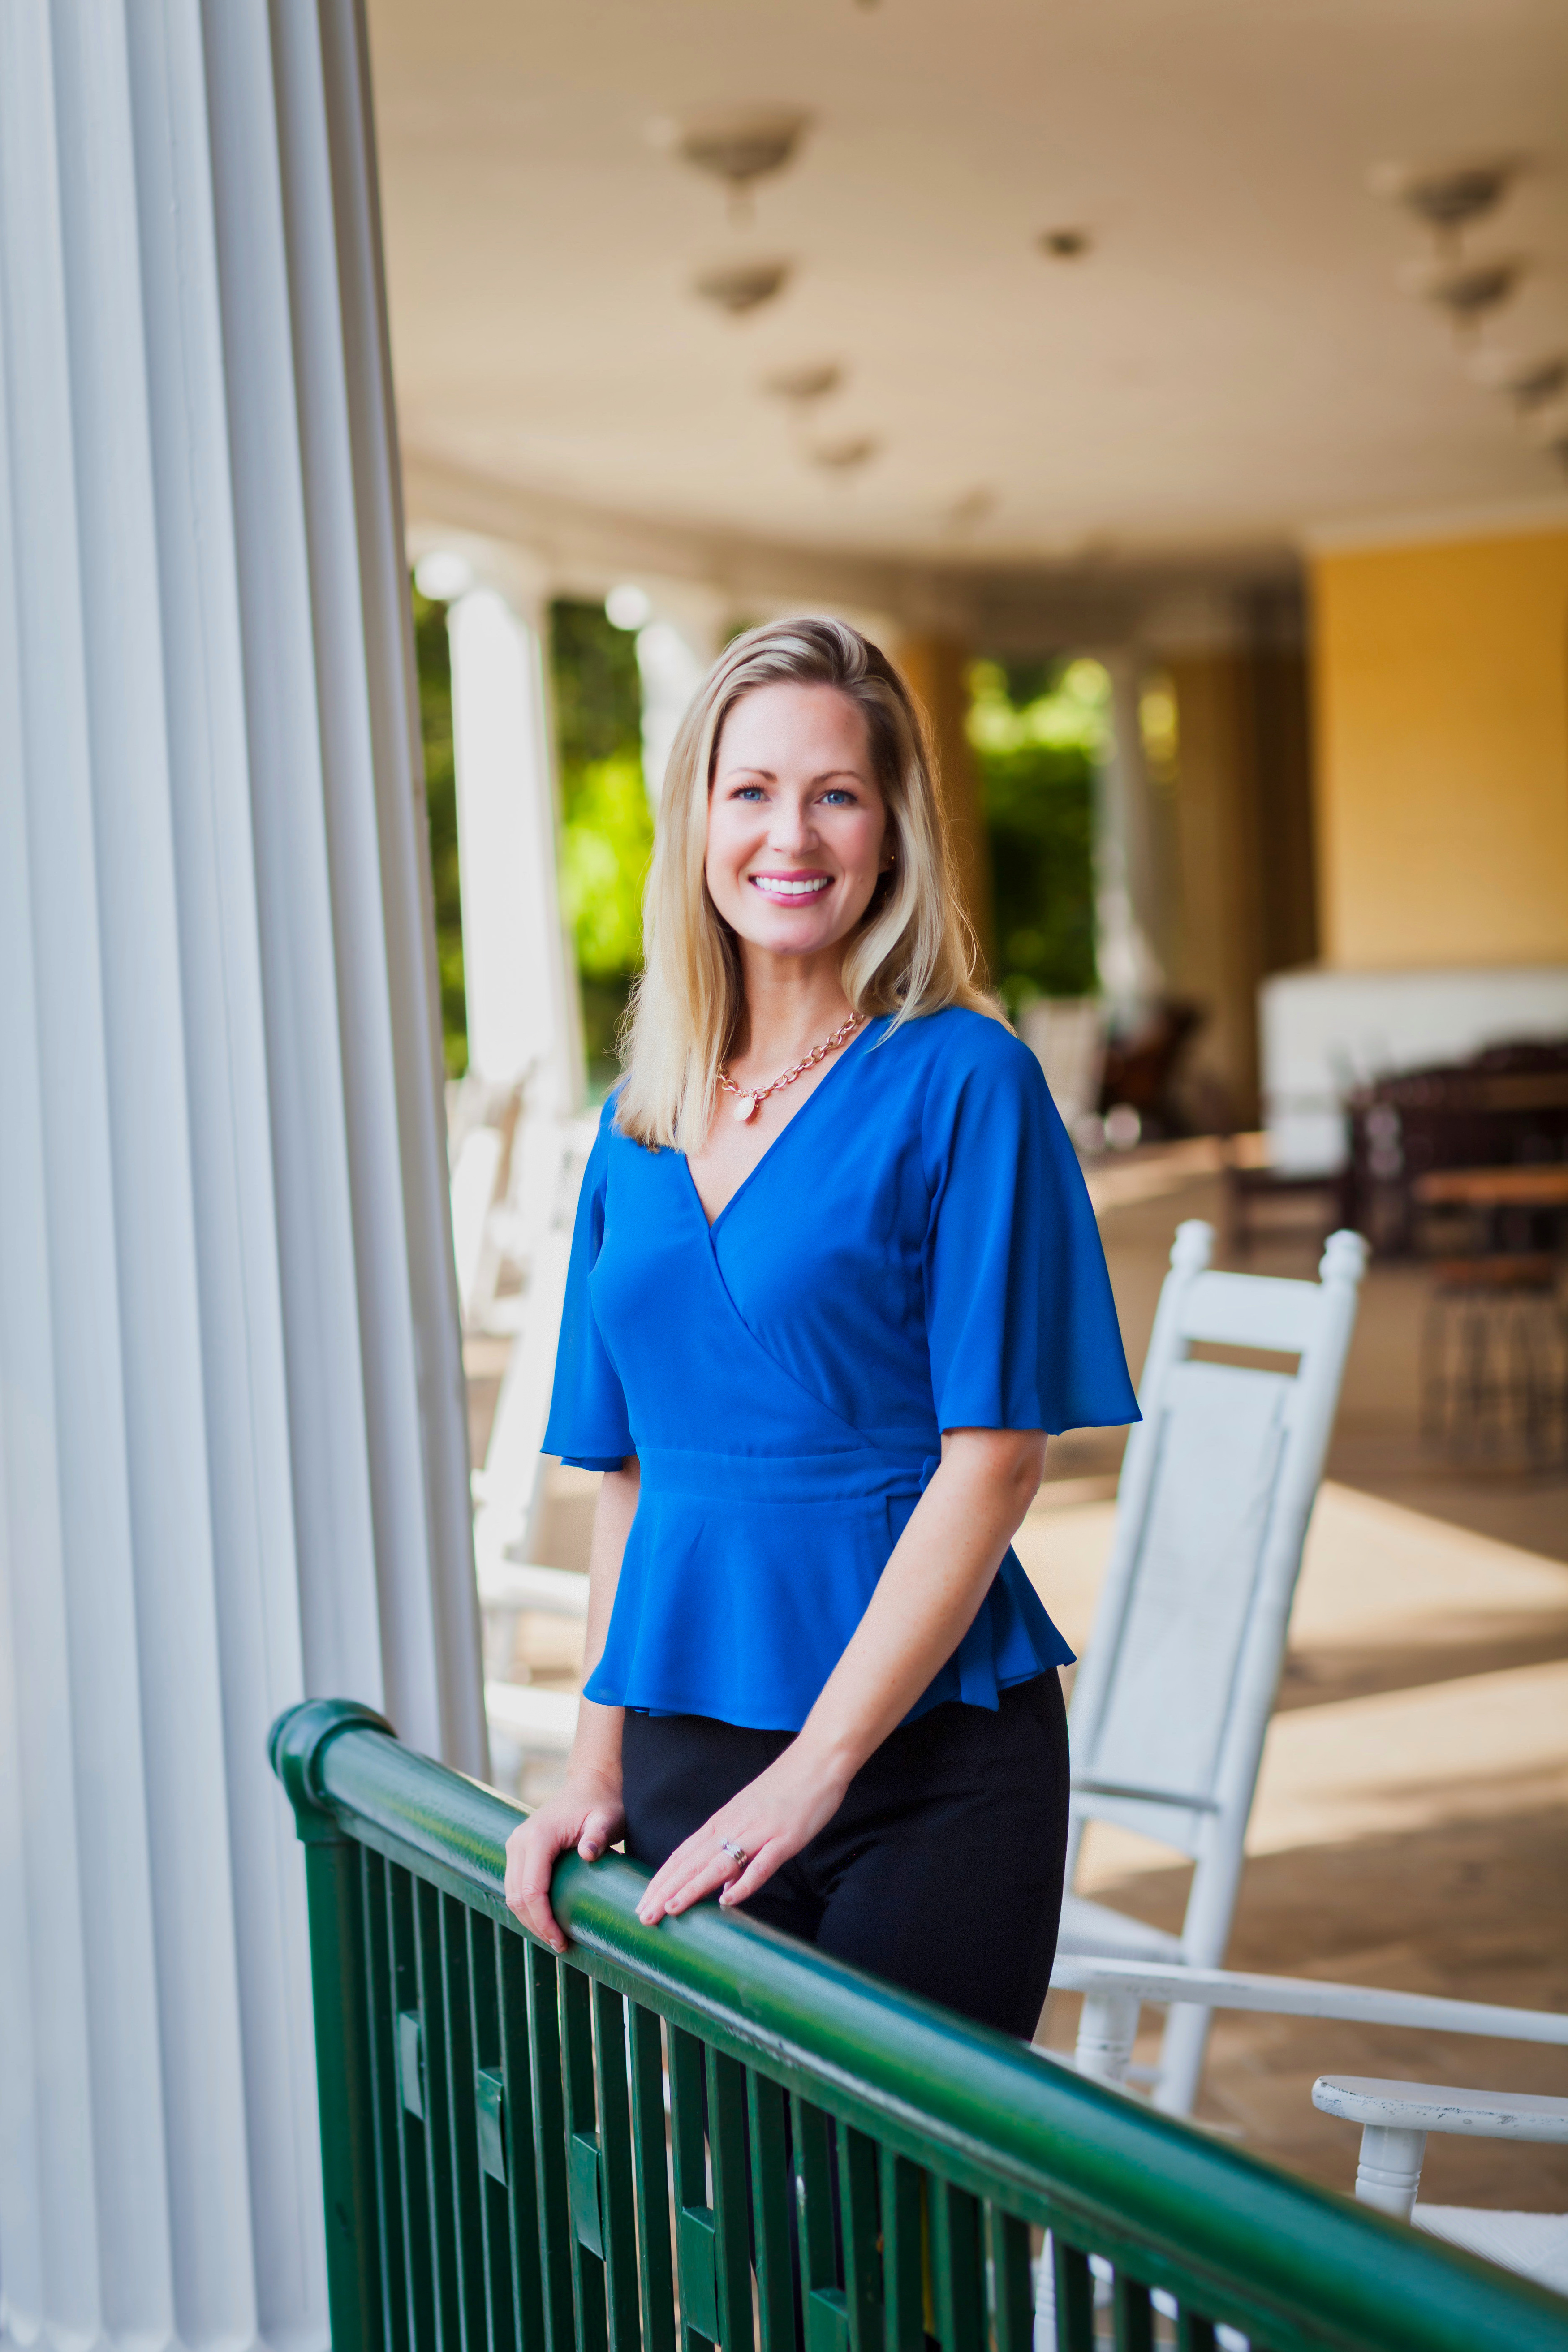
[1094,650,1165,1026]
[448,585,584,1109]
[0,4,482,2347]
[633,583,729,803]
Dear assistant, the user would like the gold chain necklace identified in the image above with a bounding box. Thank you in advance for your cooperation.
[718,1012,863,1124]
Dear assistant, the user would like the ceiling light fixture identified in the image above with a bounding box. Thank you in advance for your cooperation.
[1368,159,1516,240]
[1468,348,1568,411]
[1401,255,1521,326]
[605,585,652,632]
[809,435,879,472]
[1524,397,1568,452]
[762,362,843,404]
[693,259,792,317]
[656,108,811,220]
[413,549,474,602]
[945,488,995,533]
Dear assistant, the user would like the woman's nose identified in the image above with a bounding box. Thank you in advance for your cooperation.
[769,795,816,851]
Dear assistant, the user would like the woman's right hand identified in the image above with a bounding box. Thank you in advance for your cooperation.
[504,1768,625,1954]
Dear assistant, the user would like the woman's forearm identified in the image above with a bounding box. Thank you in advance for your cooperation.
[794,1427,1045,1783]
[568,1456,640,1783]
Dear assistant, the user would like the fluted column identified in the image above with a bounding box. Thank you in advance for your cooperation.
[1094,650,1165,1025]
[634,582,729,804]
[448,583,584,1109]
[0,3,482,2346]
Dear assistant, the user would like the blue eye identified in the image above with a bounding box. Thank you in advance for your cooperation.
[734,785,766,801]
[822,788,856,806]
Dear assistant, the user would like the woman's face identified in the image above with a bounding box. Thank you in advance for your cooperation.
[705,682,890,965]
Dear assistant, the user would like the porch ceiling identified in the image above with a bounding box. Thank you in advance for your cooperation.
[366,0,1568,575]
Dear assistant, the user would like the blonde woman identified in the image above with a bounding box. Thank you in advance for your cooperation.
[505,617,1135,2037]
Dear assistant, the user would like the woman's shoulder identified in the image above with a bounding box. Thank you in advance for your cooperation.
[887,1001,1044,1094]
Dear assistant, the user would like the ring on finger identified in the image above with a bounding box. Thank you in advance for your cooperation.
[720,1837,748,1870]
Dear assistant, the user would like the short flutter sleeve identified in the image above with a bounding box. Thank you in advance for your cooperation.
[543,1102,635,1471]
[922,1025,1138,1436]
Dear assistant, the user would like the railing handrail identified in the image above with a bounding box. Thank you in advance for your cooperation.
[271,1701,1568,2352]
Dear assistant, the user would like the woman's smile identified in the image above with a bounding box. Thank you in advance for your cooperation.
[749,869,833,902]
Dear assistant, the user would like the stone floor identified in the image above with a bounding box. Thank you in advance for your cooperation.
[464,1142,1568,2214]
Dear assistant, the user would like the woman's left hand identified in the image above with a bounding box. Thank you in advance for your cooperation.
[635,1737,851,1925]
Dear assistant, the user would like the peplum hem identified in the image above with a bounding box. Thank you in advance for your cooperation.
[583,1444,1073,1731]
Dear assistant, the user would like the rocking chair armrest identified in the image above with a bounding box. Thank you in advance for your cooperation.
[1069,1777,1221,1814]
[1047,1956,1568,2045]
[1313,2076,1568,2142]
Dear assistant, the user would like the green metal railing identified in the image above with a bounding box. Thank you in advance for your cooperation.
[270,1699,1568,2352]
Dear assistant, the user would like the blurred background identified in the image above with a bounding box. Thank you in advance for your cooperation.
[9,9,1568,2331]
[383,0,1568,2202]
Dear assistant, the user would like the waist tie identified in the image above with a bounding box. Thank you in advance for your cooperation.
[634,1443,937,1508]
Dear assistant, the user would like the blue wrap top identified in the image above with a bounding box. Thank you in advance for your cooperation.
[543,1007,1138,1729]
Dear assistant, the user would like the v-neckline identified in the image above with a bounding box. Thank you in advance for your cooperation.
[684,1015,881,1237]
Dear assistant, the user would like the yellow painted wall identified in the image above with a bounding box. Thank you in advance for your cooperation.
[1311,528,1568,969]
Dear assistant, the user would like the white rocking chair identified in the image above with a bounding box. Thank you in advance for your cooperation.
[1314,2074,1568,2300]
[1051,1217,1369,2115]
[1032,1962,1568,2346]
[470,1107,597,1769]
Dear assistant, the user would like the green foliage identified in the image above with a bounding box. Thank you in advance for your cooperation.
[968,658,1104,1012]
[412,583,467,1076]
[551,597,643,769]
[559,753,653,977]
[550,600,650,1077]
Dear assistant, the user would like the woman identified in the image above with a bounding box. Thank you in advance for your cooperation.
[504,616,1136,2038]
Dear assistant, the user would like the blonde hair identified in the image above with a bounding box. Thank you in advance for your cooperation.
[616,614,993,1152]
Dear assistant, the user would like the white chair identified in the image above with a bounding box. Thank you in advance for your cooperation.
[1019,996,1106,1140]
[448,1076,522,1330]
[1032,1963,1568,2348]
[1313,2075,1568,2300]
[1052,1218,1369,2114]
[473,1108,598,1768]
[1048,1955,1568,2088]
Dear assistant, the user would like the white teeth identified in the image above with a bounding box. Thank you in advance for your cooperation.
[752,876,829,898]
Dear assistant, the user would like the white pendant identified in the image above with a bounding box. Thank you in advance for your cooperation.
[733,1093,759,1123]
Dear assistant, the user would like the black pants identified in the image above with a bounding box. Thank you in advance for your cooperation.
[622,1672,1069,2040]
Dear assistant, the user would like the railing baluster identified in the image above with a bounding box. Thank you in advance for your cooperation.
[629,2004,677,2352]
[670,2028,716,2352]
[985,2207,1032,2352]
[1112,2271,1154,2352]
[467,1910,517,2352]
[746,2071,795,2352]
[439,1893,490,2352]
[562,1964,611,2352]
[388,1863,438,2348]
[1049,2239,1094,2352]
[414,1877,464,2349]
[930,2181,983,2352]
[706,2048,754,2352]
[496,1929,547,2352]
[527,1943,580,2352]
[594,1982,643,2352]
[879,2154,924,2352]
[359,1847,410,2352]
[792,2096,846,2352]
[837,2125,882,2352]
